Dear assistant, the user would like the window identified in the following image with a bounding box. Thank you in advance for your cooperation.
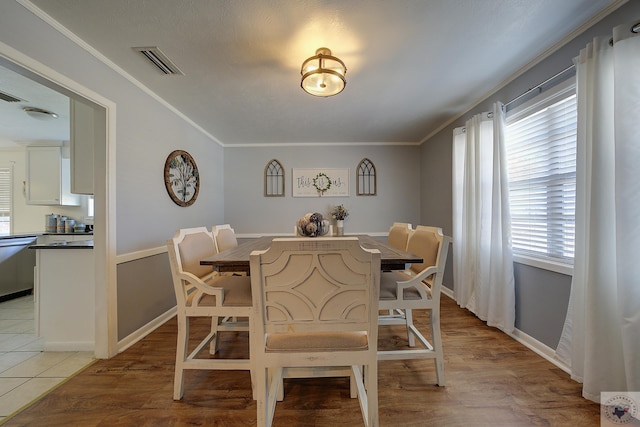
[0,166,11,234]
[86,196,94,219]
[505,80,576,268]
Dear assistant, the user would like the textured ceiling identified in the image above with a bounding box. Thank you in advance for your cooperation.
[1,0,620,147]
[0,63,70,147]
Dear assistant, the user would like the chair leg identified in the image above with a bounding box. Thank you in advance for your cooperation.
[356,364,378,427]
[367,364,379,427]
[173,316,188,400]
[271,369,284,401]
[431,309,445,386]
[255,366,269,427]
[267,367,283,425]
[405,308,416,347]
[350,370,358,398]
[251,367,257,401]
[209,316,219,354]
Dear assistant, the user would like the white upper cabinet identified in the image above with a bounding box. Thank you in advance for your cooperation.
[70,99,95,195]
[26,146,80,206]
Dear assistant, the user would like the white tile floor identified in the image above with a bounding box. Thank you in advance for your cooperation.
[0,295,94,422]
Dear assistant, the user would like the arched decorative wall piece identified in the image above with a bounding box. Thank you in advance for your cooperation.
[357,158,376,196]
[264,159,285,197]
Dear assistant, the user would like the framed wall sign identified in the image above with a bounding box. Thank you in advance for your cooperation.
[292,168,349,197]
[164,150,200,207]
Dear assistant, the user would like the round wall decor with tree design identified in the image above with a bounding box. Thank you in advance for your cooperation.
[164,150,200,207]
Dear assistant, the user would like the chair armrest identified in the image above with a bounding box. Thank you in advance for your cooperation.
[200,270,221,284]
[177,271,225,306]
[400,265,438,285]
[394,265,439,299]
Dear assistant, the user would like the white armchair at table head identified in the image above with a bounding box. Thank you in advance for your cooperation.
[250,237,381,427]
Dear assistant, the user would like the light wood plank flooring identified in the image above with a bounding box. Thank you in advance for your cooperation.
[1,296,600,426]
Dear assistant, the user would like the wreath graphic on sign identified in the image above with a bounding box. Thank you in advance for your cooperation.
[312,172,332,195]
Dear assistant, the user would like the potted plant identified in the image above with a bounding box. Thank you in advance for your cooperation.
[330,204,349,236]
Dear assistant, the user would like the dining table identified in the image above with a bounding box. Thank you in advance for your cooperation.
[200,235,422,273]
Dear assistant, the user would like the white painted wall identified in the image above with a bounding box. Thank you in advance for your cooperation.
[0,148,89,234]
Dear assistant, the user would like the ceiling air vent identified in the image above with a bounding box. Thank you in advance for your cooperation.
[0,89,23,103]
[133,46,184,75]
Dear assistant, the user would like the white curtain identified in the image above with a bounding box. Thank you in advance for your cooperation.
[452,103,515,333]
[555,23,640,402]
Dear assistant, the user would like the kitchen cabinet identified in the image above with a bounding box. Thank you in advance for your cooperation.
[26,146,80,206]
[70,99,95,194]
[0,236,36,299]
[32,244,94,351]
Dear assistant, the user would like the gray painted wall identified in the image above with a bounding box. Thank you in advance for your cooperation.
[514,263,571,348]
[224,145,421,235]
[117,252,174,340]
[419,1,640,349]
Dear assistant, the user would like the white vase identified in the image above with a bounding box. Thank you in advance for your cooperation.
[336,220,344,236]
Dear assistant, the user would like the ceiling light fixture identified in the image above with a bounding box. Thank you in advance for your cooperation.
[23,107,58,120]
[301,47,347,97]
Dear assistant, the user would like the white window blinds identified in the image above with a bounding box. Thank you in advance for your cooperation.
[505,90,577,263]
[0,167,11,234]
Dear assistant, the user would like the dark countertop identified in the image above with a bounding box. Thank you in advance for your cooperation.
[0,233,39,240]
[0,232,93,240]
[42,232,94,236]
[29,240,94,250]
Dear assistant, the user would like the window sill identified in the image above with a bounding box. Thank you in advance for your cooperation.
[513,253,573,276]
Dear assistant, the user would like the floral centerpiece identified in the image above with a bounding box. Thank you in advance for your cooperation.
[330,205,349,236]
[330,204,349,221]
[296,212,330,237]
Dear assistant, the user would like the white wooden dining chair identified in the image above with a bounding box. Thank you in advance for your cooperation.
[383,223,414,316]
[212,224,247,279]
[387,222,413,251]
[167,227,253,400]
[250,237,381,427]
[378,225,451,386]
[212,224,239,253]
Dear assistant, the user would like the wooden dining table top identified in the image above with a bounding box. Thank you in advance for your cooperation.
[200,235,422,273]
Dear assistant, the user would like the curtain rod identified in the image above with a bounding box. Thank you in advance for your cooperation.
[504,64,575,108]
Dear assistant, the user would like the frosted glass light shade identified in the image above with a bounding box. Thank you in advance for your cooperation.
[301,47,347,97]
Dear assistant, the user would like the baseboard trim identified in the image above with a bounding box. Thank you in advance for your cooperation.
[117,306,176,353]
[43,341,94,352]
[508,328,571,375]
